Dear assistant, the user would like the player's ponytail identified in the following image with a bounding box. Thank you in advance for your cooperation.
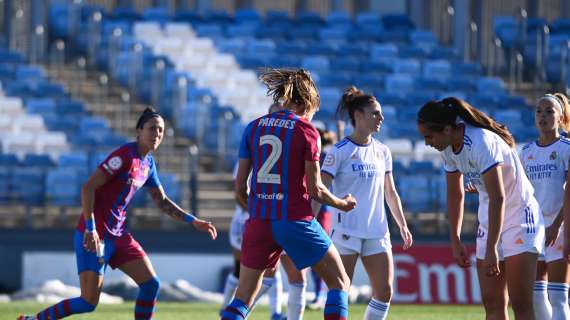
[259,68,320,118]
[336,86,377,126]
[417,97,515,148]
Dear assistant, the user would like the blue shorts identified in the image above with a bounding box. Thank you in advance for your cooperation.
[74,230,147,275]
[241,218,332,270]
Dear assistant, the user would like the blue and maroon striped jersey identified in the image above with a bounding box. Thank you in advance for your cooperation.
[77,142,162,237]
[239,110,320,221]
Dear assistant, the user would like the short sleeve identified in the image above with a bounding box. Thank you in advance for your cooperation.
[321,145,341,178]
[442,151,458,173]
[474,132,504,174]
[384,146,393,173]
[563,145,570,172]
[303,124,321,162]
[98,146,130,179]
[144,158,161,188]
[238,122,253,159]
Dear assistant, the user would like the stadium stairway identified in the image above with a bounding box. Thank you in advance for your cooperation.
[41,61,237,229]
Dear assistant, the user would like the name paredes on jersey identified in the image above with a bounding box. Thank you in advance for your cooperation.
[258,117,295,129]
[525,163,557,180]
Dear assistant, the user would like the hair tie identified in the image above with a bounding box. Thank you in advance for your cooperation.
[539,94,565,114]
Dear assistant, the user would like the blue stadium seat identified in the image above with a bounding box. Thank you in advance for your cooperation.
[21,154,56,168]
[414,77,447,91]
[476,77,506,95]
[551,18,570,35]
[301,56,330,73]
[246,39,276,55]
[276,41,307,55]
[493,16,518,49]
[26,98,56,116]
[360,61,391,74]
[0,167,11,203]
[12,167,45,205]
[398,45,428,59]
[392,58,421,75]
[0,154,20,167]
[318,87,341,113]
[195,24,224,38]
[370,43,398,61]
[142,7,170,24]
[46,168,81,206]
[297,11,323,27]
[423,60,451,79]
[226,24,257,38]
[58,152,88,172]
[265,10,291,27]
[398,175,434,212]
[382,14,415,31]
[353,73,385,92]
[234,8,261,25]
[159,173,182,203]
[355,12,381,27]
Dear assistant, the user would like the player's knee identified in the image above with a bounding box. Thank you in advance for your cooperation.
[81,292,100,307]
[374,282,392,302]
[140,276,161,296]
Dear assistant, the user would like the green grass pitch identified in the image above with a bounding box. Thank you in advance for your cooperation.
[0,302,512,319]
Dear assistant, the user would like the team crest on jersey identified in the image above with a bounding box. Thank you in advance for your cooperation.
[527,154,533,160]
[351,153,358,159]
[108,156,122,170]
[324,154,335,166]
[468,160,475,168]
[550,151,557,160]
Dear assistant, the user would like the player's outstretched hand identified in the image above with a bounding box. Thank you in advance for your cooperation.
[451,240,471,268]
[83,230,101,253]
[192,218,218,240]
[339,194,356,212]
[400,225,413,250]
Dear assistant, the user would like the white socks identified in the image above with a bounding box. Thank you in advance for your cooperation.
[364,297,390,320]
[548,282,569,320]
[221,273,239,310]
[287,282,306,320]
[534,281,552,320]
[268,270,283,317]
[250,277,275,311]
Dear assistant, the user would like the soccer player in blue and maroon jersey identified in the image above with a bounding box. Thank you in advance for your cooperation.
[18,108,217,320]
[220,68,356,320]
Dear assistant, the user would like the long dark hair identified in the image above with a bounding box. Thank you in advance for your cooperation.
[336,86,377,126]
[259,68,320,117]
[417,97,515,148]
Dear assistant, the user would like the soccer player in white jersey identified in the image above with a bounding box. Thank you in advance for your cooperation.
[417,97,545,320]
[321,87,413,320]
[520,93,570,320]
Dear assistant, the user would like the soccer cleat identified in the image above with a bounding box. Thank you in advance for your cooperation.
[17,316,37,320]
[306,299,325,310]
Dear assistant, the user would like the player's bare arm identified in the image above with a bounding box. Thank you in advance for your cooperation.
[81,168,110,252]
[446,171,471,268]
[306,160,356,212]
[385,172,413,249]
[148,186,217,239]
[235,158,252,211]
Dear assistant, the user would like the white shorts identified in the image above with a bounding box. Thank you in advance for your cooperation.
[330,229,391,257]
[539,223,565,263]
[229,209,248,251]
[476,204,544,260]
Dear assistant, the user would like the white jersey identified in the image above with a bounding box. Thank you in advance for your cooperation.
[321,137,392,239]
[441,124,537,231]
[520,137,570,226]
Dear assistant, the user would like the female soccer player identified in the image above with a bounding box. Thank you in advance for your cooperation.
[417,97,544,320]
[520,93,570,320]
[19,107,217,320]
[222,102,286,320]
[321,87,413,320]
[220,68,356,320]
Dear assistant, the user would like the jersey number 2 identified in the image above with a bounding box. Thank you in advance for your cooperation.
[258,135,282,184]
